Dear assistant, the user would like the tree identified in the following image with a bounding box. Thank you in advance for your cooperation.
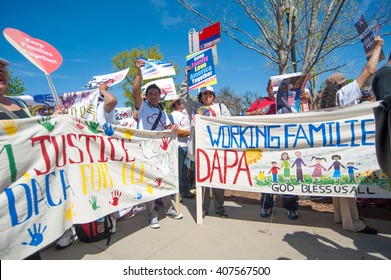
[177,0,390,94]
[6,70,25,96]
[112,46,180,108]
[214,86,243,115]
[242,90,259,110]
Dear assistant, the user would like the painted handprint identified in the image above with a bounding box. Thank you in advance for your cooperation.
[89,196,100,210]
[81,91,94,105]
[156,153,173,176]
[160,136,171,150]
[65,203,76,220]
[109,189,122,206]
[1,120,21,135]
[155,178,162,187]
[21,223,47,247]
[33,94,54,106]
[38,116,57,132]
[73,118,84,129]
[60,92,77,108]
[86,120,101,134]
[123,129,133,139]
[134,188,143,199]
[103,123,115,136]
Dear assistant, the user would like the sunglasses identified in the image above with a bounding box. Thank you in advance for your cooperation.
[202,91,214,96]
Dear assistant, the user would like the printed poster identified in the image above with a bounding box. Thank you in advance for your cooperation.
[141,78,177,101]
[137,57,176,80]
[275,74,311,114]
[83,68,130,88]
[186,47,217,91]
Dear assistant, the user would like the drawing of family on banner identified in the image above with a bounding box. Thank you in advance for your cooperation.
[0,115,178,259]
[195,102,391,199]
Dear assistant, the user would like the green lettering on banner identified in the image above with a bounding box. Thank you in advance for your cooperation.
[0,144,17,183]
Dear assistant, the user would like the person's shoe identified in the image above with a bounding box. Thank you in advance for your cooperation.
[149,217,161,229]
[358,226,377,234]
[118,207,136,221]
[56,227,77,249]
[166,206,184,219]
[216,209,228,218]
[202,210,208,218]
[288,210,298,220]
[182,191,196,199]
[260,208,271,218]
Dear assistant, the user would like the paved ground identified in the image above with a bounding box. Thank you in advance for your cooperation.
[41,197,391,260]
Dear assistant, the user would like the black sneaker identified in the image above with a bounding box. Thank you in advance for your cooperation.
[216,209,228,218]
[260,208,271,218]
[358,226,377,234]
[288,210,298,220]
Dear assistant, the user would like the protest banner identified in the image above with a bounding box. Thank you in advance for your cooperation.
[83,68,130,88]
[186,47,217,91]
[275,73,311,114]
[354,15,385,61]
[3,28,64,109]
[141,78,177,101]
[0,115,178,259]
[137,57,176,80]
[115,107,132,121]
[17,88,100,120]
[195,102,390,199]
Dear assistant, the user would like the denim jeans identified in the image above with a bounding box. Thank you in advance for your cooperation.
[178,146,191,194]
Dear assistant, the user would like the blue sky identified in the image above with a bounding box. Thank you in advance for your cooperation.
[2,0,390,107]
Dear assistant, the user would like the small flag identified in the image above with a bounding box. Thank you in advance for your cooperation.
[375,17,382,36]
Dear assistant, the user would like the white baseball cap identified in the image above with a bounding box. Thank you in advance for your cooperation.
[198,85,214,93]
[0,58,10,67]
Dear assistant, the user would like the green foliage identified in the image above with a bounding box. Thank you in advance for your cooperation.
[112,46,180,108]
[5,70,25,96]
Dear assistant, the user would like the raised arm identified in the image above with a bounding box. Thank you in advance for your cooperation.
[132,60,145,109]
[99,84,117,113]
[356,36,384,87]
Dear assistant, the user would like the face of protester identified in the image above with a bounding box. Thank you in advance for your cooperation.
[0,64,9,96]
[267,83,274,100]
[175,100,184,111]
[201,90,215,106]
[146,88,160,107]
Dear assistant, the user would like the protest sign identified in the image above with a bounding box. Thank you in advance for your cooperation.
[0,115,178,259]
[137,57,176,80]
[141,78,177,101]
[3,28,64,109]
[195,102,391,199]
[354,15,385,61]
[275,73,311,114]
[83,68,130,88]
[17,88,100,120]
[186,47,217,91]
[115,107,132,121]
[270,72,302,93]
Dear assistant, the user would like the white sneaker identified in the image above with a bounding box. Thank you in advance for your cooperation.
[56,227,77,249]
[166,206,184,219]
[149,217,160,229]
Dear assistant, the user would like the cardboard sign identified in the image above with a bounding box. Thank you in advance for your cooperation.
[3,28,63,74]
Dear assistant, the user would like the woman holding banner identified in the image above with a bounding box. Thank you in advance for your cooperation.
[180,66,231,219]
[319,36,384,234]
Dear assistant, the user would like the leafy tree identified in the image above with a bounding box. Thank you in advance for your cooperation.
[112,46,180,108]
[177,0,390,92]
[5,70,25,96]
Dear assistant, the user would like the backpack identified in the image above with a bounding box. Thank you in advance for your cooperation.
[74,216,114,246]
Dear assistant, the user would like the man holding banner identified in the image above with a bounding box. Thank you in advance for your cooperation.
[320,35,384,234]
[132,59,182,229]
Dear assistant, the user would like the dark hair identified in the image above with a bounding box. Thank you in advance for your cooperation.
[331,154,341,160]
[310,156,326,162]
[197,91,215,104]
[145,84,161,96]
[389,51,391,62]
[267,79,272,88]
[281,152,290,160]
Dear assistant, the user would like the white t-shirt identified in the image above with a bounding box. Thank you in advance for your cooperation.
[95,102,116,124]
[138,100,170,131]
[337,80,362,107]
[170,110,190,147]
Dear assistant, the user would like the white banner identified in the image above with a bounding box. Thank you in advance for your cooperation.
[195,102,391,198]
[83,68,130,88]
[17,88,100,120]
[0,115,178,259]
[141,78,177,101]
